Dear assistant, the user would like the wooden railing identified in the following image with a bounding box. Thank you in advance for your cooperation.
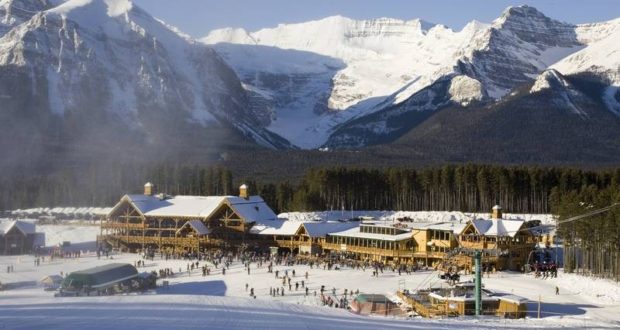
[274,239,310,248]
[101,222,146,229]
[397,291,438,318]
[321,242,418,258]
[102,235,223,247]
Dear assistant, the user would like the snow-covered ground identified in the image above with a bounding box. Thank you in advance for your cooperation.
[37,223,100,250]
[1,251,619,329]
[0,223,619,329]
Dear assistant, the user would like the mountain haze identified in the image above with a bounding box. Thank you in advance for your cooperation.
[0,0,290,173]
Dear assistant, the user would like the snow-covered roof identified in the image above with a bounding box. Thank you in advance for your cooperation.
[469,219,526,237]
[119,194,277,224]
[227,197,278,225]
[0,220,36,236]
[125,194,223,217]
[328,226,412,241]
[407,222,467,235]
[178,220,211,236]
[498,294,529,304]
[302,222,359,238]
[250,221,302,236]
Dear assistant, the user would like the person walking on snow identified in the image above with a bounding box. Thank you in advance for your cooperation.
[555,286,559,295]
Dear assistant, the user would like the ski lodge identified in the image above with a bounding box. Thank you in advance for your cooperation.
[99,183,538,270]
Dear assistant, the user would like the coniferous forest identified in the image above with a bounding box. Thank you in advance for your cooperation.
[2,163,619,214]
[551,186,620,280]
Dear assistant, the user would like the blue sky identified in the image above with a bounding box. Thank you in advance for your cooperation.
[133,0,620,38]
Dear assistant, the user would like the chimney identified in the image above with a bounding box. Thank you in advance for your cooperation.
[239,184,249,199]
[492,205,502,220]
[144,182,155,196]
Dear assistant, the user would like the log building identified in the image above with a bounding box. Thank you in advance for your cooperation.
[100,184,537,271]
[100,183,280,253]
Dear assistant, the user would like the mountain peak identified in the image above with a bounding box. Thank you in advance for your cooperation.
[492,4,579,48]
[497,5,548,23]
[49,0,133,18]
[530,69,569,93]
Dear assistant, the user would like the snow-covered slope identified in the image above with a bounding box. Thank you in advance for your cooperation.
[203,6,609,148]
[203,16,486,147]
[0,0,289,152]
[529,69,590,118]
[550,19,620,116]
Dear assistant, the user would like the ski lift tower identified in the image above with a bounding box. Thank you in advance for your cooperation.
[474,250,482,316]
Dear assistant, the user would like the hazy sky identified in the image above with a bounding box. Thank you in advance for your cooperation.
[132,0,620,38]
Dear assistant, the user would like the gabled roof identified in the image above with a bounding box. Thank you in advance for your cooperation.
[178,220,211,236]
[468,218,527,238]
[226,196,278,224]
[113,194,278,224]
[0,220,36,236]
[124,194,224,218]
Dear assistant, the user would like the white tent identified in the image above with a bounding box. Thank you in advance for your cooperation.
[39,275,63,290]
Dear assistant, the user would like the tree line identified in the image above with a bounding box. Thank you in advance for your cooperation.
[2,163,619,216]
[275,165,620,214]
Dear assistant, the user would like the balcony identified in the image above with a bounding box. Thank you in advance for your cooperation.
[322,242,417,258]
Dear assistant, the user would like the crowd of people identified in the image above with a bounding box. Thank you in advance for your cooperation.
[135,249,429,311]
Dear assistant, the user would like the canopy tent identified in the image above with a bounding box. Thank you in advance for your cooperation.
[39,275,63,289]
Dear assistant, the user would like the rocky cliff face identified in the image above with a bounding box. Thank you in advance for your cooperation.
[0,0,291,172]
[457,6,582,98]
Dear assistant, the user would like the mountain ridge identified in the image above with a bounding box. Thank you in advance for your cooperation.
[203,5,619,149]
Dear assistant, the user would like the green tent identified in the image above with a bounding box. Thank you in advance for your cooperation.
[62,263,138,290]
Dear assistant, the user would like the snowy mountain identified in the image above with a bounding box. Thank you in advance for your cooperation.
[0,0,291,171]
[204,6,620,149]
[2,1,620,171]
[203,16,486,148]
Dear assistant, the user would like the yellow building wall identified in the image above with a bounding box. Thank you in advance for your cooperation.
[412,231,429,252]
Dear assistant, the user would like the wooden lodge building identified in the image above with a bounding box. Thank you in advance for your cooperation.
[0,220,43,255]
[100,183,282,253]
[454,206,537,271]
[100,184,538,271]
